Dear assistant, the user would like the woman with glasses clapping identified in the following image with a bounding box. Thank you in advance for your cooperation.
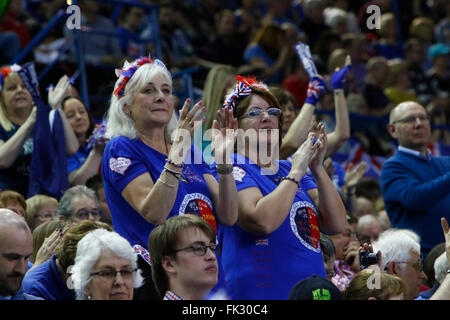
[215,75,347,299]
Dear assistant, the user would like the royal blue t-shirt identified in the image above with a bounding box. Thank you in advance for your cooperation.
[219,153,326,300]
[22,255,75,300]
[102,136,217,248]
[67,144,91,174]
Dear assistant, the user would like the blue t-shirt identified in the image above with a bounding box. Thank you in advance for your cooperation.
[0,123,33,197]
[102,136,217,248]
[22,255,75,300]
[219,153,326,300]
[67,144,91,174]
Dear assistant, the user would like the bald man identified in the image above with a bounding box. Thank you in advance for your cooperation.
[381,101,450,257]
[0,209,41,300]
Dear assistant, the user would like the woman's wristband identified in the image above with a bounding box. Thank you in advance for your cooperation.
[165,158,184,169]
[281,176,300,187]
[216,164,233,175]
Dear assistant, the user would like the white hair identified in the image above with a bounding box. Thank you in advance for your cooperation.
[434,253,449,284]
[324,7,347,28]
[356,214,381,232]
[71,229,143,300]
[105,59,175,140]
[372,229,421,271]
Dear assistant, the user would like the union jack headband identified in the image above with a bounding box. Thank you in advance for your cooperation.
[114,54,168,97]
[0,64,22,91]
[222,75,269,110]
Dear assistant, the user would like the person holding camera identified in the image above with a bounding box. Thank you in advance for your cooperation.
[329,223,362,291]
[372,229,428,300]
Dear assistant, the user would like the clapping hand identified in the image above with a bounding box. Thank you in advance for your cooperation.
[48,75,72,109]
[309,123,327,173]
[290,132,318,179]
[211,106,238,165]
[344,161,367,188]
[169,98,205,163]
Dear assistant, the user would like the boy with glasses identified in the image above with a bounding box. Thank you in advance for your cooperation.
[148,214,219,300]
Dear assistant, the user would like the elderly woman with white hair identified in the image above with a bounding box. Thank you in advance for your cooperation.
[71,229,143,300]
[101,54,238,250]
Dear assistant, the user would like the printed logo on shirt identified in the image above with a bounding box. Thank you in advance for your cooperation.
[179,193,217,233]
[232,166,246,182]
[109,157,131,175]
[289,200,320,253]
[23,137,33,155]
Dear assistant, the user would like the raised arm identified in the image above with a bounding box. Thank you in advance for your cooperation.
[280,76,327,159]
[237,132,317,235]
[48,75,79,156]
[204,106,238,226]
[325,55,351,157]
[0,107,36,168]
[68,143,104,186]
[430,218,450,300]
[121,99,205,225]
[308,123,347,235]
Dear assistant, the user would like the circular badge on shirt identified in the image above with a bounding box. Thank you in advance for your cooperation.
[289,200,320,253]
[179,193,217,233]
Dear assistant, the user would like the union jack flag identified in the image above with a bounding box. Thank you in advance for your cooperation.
[307,79,326,100]
[256,239,269,246]
[223,76,268,110]
[133,244,152,266]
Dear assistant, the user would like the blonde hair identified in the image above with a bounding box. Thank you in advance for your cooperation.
[25,194,58,229]
[202,64,237,131]
[386,59,408,87]
[0,190,26,211]
[105,60,174,140]
[327,48,347,74]
[409,17,434,42]
[345,270,407,300]
[0,72,24,131]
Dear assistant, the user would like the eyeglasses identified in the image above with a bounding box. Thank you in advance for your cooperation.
[74,209,101,219]
[34,211,57,219]
[171,243,219,257]
[240,107,282,120]
[396,260,423,272]
[90,268,137,280]
[392,114,430,124]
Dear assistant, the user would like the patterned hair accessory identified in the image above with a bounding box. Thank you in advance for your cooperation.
[114,54,167,97]
[0,64,21,91]
[222,75,269,110]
